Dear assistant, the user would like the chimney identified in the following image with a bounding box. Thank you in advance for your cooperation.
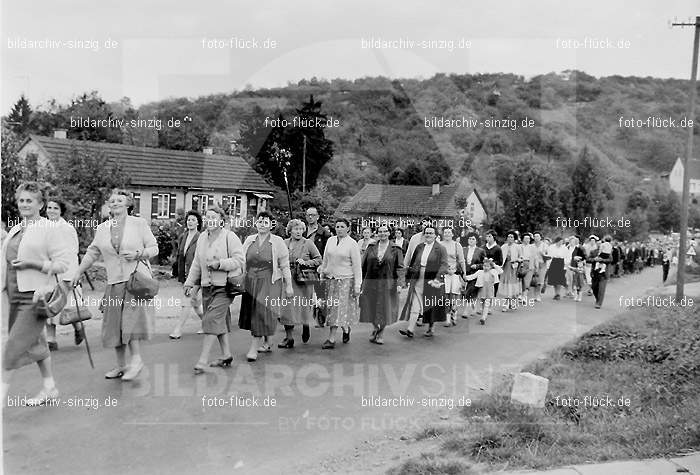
[53,129,67,139]
[202,147,213,155]
[432,183,440,196]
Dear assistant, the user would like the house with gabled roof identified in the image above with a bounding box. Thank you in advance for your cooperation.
[18,131,274,224]
[338,182,488,232]
[669,157,700,196]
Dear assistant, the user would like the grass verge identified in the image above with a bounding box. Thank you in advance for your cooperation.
[389,302,700,474]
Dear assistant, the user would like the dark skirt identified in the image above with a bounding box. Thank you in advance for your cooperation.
[201,286,233,335]
[238,268,282,337]
[4,285,49,371]
[101,282,155,348]
[359,280,399,328]
[548,258,567,286]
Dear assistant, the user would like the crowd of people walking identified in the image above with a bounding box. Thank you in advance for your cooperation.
[0,181,676,406]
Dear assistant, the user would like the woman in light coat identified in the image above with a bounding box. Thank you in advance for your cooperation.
[1,182,72,406]
[73,189,158,381]
[184,207,244,373]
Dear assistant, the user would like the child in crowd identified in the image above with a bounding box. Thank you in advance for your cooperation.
[443,263,462,327]
[570,256,586,302]
[464,258,502,325]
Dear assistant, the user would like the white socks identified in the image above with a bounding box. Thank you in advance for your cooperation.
[43,377,56,390]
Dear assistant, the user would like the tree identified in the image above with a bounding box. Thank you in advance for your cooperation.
[460,153,476,174]
[424,151,452,184]
[239,95,334,192]
[493,158,561,232]
[570,146,605,234]
[46,144,130,250]
[388,161,431,186]
[157,113,210,151]
[657,191,680,233]
[7,95,32,136]
[1,121,26,223]
[64,91,123,143]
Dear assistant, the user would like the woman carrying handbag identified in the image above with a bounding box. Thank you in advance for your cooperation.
[184,207,244,374]
[73,189,158,381]
[1,182,73,406]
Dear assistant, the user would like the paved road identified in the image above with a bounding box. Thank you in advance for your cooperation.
[2,269,664,475]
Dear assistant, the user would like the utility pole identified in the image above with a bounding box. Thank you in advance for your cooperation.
[672,16,700,300]
[302,135,307,193]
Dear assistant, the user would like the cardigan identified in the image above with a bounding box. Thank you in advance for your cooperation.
[81,215,158,285]
[285,237,322,268]
[185,229,244,287]
[0,217,72,292]
[319,235,362,284]
[241,233,292,285]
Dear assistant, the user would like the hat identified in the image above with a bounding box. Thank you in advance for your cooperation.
[589,235,599,241]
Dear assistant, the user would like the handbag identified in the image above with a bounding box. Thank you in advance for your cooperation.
[59,285,92,325]
[294,262,319,284]
[126,259,159,300]
[517,261,529,278]
[225,232,244,297]
[37,275,68,319]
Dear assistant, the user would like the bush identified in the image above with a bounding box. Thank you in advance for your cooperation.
[151,219,181,265]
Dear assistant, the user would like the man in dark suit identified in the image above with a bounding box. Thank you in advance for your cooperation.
[306,207,332,327]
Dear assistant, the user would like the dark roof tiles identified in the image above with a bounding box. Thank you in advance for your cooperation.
[29,135,273,191]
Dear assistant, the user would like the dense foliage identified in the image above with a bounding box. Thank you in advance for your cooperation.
[4,71,698,237]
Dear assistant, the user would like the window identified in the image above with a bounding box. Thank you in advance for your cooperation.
[222,195,242,217]
[151,192,176,219]
[131,192,141,216]
[192,194,214,214]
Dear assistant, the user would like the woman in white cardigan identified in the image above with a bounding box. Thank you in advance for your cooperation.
[184,207,244,374]
[1,182,72,406]
[238,211,293,362]
[73,189,158,381]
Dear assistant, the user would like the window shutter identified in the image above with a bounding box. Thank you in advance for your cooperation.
[151,194,159,218]
[169,194,177,218]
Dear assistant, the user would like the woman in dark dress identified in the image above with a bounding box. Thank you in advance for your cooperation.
[398,225,448,338]
[360,225,404,344]
[547,237,568,300]
[239,212,293,362]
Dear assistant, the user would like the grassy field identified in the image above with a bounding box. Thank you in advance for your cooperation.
[389,301,700,474]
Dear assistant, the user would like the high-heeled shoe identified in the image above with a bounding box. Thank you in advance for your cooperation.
[342,327,351,344]
[302,325,310,343]
[278,338,294,349]
[193,364,207,375]
[209,356,233,367]
[258,344,272,353]
[399,329,414,338]
[369,329,377,343]
[321,339,335,349]
[246,351,258,362]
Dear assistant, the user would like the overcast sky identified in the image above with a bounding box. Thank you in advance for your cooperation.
[1,0,698,110]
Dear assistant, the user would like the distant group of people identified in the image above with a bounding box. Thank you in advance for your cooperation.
[1,181,665,407]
